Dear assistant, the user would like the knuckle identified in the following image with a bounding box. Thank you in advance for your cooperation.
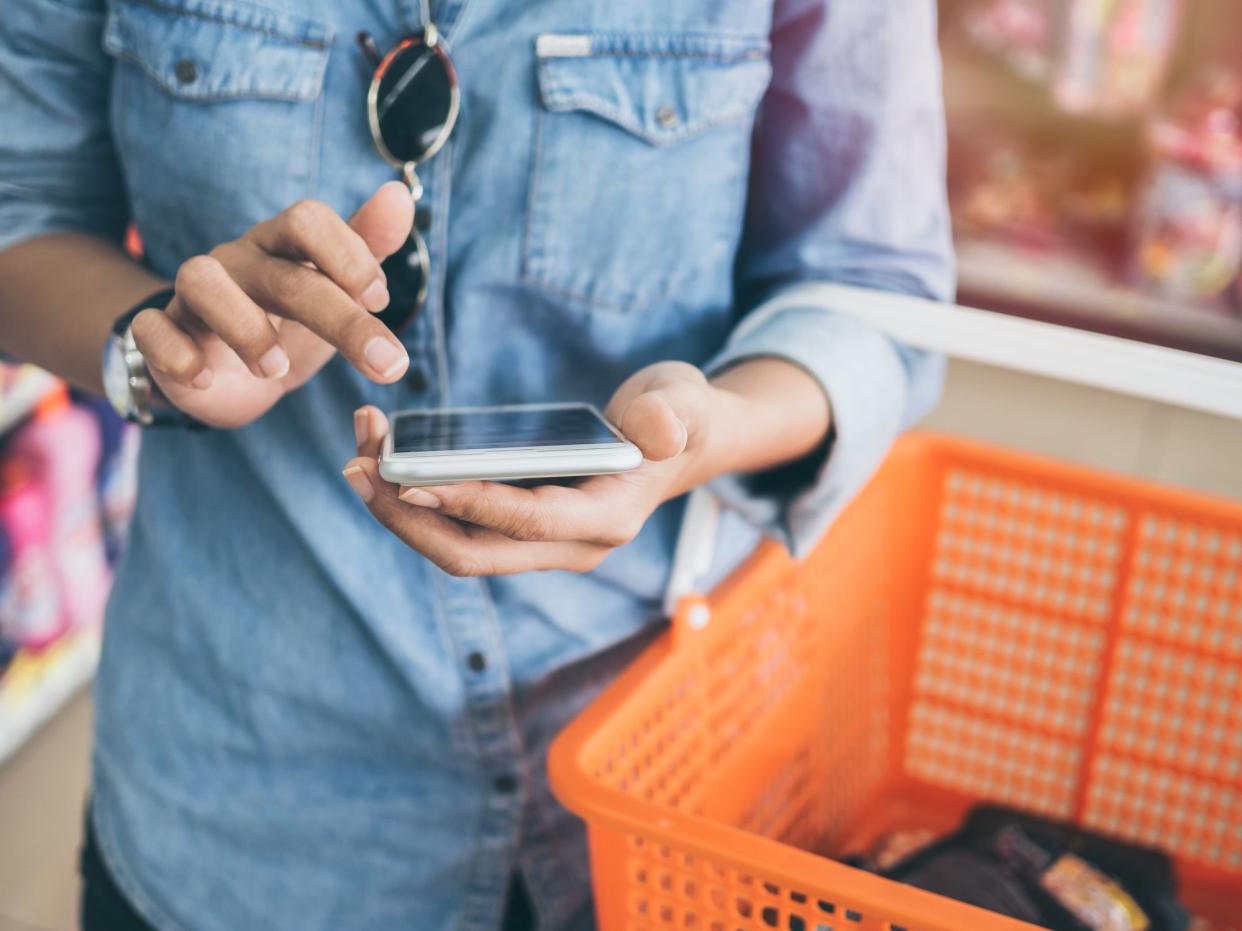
[129,308,163,343]
[456,501,490,529]
[284,199,329,239]
[467,491,543,540]
[337,250,377,295]
[275,262,321,307]
[161,345,200,378]
[510,511,551,542]
[166,352,199,379]
[175,254,221,294]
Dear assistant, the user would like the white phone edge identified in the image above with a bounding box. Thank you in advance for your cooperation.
[377,403,643,486]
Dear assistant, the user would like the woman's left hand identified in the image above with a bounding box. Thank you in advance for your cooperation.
[341,362,722,576]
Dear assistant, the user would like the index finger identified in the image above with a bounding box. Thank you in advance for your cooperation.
[250,199,389,312]
[399,479,643,547]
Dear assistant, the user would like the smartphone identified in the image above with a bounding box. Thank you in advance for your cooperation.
[378,402,643,486]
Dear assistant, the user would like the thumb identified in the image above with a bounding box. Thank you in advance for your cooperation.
[349,181,414,261]
[617,381,702,462]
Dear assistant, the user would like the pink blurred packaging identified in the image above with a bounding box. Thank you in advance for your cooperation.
[11,387,112,631]
[0,459,65,650]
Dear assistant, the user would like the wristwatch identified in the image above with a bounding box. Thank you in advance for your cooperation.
[102,287,199,428]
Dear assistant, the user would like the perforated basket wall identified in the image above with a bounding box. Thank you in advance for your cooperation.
[550,434,1242,931]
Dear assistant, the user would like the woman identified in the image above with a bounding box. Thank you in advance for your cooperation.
[0,0,952,927]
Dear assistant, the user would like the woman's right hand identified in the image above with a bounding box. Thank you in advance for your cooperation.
[132,181,414,428]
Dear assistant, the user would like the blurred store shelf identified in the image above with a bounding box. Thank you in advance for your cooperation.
[0,628,99,766]
[957,238,1242,361]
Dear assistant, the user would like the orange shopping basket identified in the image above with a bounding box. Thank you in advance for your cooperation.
[549,291,1242,931]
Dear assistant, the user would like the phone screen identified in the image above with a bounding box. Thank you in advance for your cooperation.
[391,406,620,454]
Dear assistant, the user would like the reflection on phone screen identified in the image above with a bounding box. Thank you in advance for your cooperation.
[392,407,617,453]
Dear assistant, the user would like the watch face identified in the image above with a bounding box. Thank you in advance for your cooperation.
[102,335,133,417]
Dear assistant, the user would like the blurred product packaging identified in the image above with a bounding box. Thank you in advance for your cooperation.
[0,457,64,651]
[1056,0,1185,116]
[0,377,136,683]
[5,387,111,639]
[1132,68,1242,301]
[964,0,1184,116]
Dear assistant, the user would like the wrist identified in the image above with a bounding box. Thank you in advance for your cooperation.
[703,357,832,476]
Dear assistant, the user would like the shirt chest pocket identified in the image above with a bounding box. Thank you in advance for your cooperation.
[523,34,771,313]
[103,0,330,263]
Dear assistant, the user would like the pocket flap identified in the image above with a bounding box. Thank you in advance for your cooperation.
[104,0,331,102]
[535,33,771,146]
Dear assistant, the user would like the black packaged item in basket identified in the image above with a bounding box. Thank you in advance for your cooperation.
[879,806,1190,931]
[890,845,1047,922]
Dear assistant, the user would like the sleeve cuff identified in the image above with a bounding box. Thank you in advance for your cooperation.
[703,297,944,558]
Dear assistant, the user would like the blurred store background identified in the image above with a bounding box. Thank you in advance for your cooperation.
[942,0,1242,358]
[2,1,1242,929]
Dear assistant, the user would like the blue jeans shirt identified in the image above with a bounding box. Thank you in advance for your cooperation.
[0,0,953,927]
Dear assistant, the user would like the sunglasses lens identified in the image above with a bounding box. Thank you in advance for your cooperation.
[374,39,456,165]
[376,231,429,331]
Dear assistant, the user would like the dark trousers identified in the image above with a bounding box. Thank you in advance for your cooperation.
[81,819,536,931]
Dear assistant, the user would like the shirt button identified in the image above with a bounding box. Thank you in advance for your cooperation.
[466,651,486,672]
[492,774,518,794]
[655,105,678,128]
[406,367,428,392]
[174,59,198,84]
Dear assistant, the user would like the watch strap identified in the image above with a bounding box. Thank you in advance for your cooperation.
[114,286,176,337]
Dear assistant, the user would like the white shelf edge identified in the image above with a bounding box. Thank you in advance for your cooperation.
[759,283,1242,422]
[0,628,100,766]
[954,240,1242,351]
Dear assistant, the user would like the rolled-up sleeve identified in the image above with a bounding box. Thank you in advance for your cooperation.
[706,0,955,557]
[0,0,127,254]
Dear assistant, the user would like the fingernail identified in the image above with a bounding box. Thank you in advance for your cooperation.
[364,337,408,380]
[353,410,368,447]
[342,466,374,502]
[258,345,290,379]
[399,487,440,508]
[360,278,390,312]
[191,368,214,390]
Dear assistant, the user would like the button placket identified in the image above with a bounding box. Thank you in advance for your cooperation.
[433,572,527,931]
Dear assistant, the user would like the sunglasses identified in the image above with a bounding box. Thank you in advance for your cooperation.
[358,24,460,332]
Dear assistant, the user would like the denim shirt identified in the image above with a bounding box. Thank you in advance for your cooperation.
[1,1,953,928]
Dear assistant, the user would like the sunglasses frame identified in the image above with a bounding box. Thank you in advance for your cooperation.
[365,25,461,171]
[386,221,432,316]
[362,25,460,326]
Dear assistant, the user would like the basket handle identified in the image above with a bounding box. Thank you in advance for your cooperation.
[765,283,1242,421]
[664,285,1242,621]
[664,486,720,620]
